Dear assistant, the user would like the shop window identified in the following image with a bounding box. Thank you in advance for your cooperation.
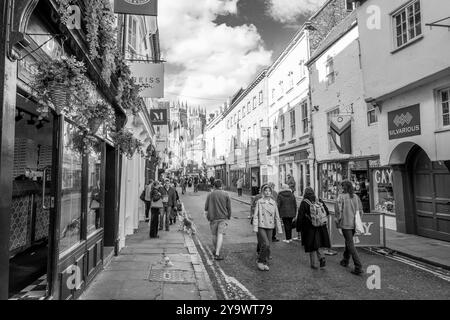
[367,104,378,125]
[59,122,83,256]
[127,16,138,52]
[439,87,450,127]
[372,167,396,215]
[290,110,296,138]
[320,162,348,200]
[393,0,422,49]
[87,141,103,237]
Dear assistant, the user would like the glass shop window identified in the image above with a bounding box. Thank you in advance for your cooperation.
[320,162,348,200]
[59,122,83,256]
[87,140,103,237]
[372,167,396,215]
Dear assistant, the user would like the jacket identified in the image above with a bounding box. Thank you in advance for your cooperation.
[150,187,164,208]
[297,198,331,252]
[236,179,243,189]
[335,193,363,230]
[277,190,297,218]
[253,198,283,234]
[205,190,232,222]
[250,191,278,217]
[160,186,178,207]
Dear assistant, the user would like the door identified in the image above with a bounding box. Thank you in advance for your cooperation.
[9,105,58,299]
[413,148,450,242]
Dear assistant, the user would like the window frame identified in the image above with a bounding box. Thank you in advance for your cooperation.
[326,57,335,86]
[392,0,422,49]
[327,108,340,152]
[301,102,309,134]
[438,87,450,128]
[290,109,296,138]
[259,91,263,105]
[253,96,257,109]
[280,115,285,141]
[367,104,378,126]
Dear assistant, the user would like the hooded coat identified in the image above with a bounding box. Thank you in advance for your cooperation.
[277,190,297,218]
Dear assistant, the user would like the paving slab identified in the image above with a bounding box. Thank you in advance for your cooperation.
[115,280,163,300]
[162,283,200,300]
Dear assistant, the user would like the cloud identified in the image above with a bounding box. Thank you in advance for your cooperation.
[158,0,272,110]
[266,0,327,23]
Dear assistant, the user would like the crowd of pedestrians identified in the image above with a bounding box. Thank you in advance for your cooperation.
[143,175,365,276]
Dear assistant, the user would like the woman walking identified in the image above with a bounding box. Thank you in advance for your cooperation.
[149,181,164,239]
[296,187,331,269]
[335,180,364,275]
[252,185,283,271]
[277,184,297,243]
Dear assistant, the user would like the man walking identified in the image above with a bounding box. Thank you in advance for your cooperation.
[204,180,232,260]
[287,174,296,194]
[236,177,243,197]
[159,179,177,231]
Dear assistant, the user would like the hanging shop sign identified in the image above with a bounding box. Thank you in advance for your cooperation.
[130,62,164,98]
[114,0,158,16]
[330,115,352,154]
[388,104,421,140]
[150,109,168,125]
[329,213,382,247]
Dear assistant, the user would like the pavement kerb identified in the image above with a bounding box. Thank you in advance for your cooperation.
[183,233,218,300]
[230,196,251,205]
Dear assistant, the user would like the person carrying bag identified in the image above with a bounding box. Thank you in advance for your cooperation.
[335,180,364,275]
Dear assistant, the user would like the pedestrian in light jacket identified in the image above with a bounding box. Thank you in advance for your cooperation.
[335,180,364,275]
[252,185,283,272]
[277,184,297,243]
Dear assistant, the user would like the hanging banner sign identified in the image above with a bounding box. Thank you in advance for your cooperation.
[330,115,352,154]
[130,62,164,98]
[150,109,168,125]
[114,0,158,16]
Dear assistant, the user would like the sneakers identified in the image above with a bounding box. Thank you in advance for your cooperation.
[282,240,290,243]
[351,269,364,276]
[272,238,280,242]
[292,237,299,241]
[257,263,269,271]
[340,260,349,267]
[257,263,266,271]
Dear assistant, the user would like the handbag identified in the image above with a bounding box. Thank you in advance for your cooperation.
[350,197,365,235]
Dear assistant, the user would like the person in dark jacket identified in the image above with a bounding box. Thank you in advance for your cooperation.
[159,179,178,231]
[296,187,331,269]
[277,184,297,243]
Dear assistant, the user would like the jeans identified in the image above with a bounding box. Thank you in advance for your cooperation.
[282,217,294,240]
[149,208,161,238]
[237,188,243,196]
[309,250,323,267]
[257,228,273,264]
[159,206,171,231]
[182,185,186,194]
[342,229,362,270]
[144,201,151,220]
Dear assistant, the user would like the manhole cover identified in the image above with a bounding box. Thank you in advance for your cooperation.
[148,269,196,284]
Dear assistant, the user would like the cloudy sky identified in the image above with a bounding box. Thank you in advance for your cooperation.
[158,0,327,112]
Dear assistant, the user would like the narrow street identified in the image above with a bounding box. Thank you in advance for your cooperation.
[181,189,450,300]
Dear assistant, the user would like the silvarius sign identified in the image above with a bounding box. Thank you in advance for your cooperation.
[114,0,158,16]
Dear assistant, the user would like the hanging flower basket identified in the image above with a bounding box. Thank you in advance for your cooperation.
[88,118,103,134]
[47,81,71,114]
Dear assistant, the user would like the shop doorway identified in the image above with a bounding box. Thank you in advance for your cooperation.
[9,106,57,299]
[411,147,450,242]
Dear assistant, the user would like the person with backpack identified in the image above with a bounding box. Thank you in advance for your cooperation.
[295,187,331,269]
[335,180,364,275]
[149,181,164,238]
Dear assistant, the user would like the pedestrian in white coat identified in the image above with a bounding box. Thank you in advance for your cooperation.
[252,185,283,271]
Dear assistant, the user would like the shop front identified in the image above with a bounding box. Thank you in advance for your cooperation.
[1,2,124,300]
[318,156,381,215]
[279,149,311,196]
